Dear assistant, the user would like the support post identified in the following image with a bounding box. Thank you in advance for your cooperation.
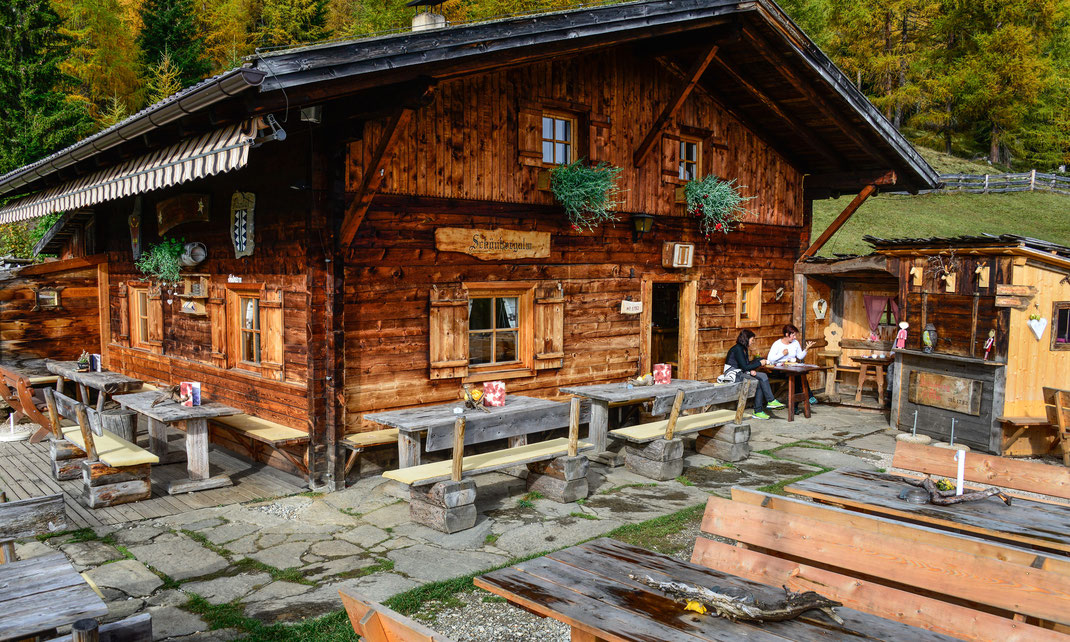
[633,45,719,167]
[800,184,877,259]
[451,416,465,482]
[568,397,580,457]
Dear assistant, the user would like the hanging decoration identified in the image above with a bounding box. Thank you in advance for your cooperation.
[129,197,142,260]
[230,192,256,258]
[549,160,623,231]
[1027,313,1047,340]
[812,299,828,320]
[983,329,996,360]
[683,176,752,238]
[774,286,785,301]
[157,194,210,234]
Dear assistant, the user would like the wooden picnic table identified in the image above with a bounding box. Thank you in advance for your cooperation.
[760,363,826,422]
[0,357,60,442]
[787,468,1070,556]
[560,379,709,464]
[0,552,107,640]
[113,391,240,495]
[475,537,959,642]
[46,359,143,413]
[365,394,582,469]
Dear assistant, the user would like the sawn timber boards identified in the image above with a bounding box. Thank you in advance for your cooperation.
[474,538,959,642]
[45,361,143,394]
[892,441,1070,500]
[609,409,738,443]
[383,438,593,486]
[0,553,107,641]
[786,469,1070,554]
[560,379,710,404]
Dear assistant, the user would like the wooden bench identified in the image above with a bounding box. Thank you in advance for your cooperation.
[44,389,158,508]
[892,439,1070,500]
[691,489,1070,640]
[383,398,592,533]
[339,587,452,641]
[340,428,400,478]
[1045,387,1070,466]
[0,363,59,441]
[998,415,1055,456]
[0,492,67,563]
[609,380,754,479]
[43,613,152,642]
[210,413,311,476]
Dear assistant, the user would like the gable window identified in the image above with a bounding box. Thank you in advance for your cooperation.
[239,295,261,364]
[541,114,573,165]
[1053,302,1070,351]
[736,277,762,328]
[678,138,701,181]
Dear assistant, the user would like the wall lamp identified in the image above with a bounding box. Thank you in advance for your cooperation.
[631,213,654,242]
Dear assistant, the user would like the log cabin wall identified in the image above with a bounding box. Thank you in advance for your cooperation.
[342,47,808,431]
[1003,261,1070,416]
[90,133,320,473]
[0,257,102,361]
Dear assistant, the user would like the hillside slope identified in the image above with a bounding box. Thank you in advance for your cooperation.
[810,148,1070,256]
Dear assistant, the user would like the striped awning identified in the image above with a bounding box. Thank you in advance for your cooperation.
[0,121,256,224]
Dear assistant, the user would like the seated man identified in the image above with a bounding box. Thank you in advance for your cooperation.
[766,324,817,413]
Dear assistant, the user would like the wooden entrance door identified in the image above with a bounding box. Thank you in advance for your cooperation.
[641,278,697,379]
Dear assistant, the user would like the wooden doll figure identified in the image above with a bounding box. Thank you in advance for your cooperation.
[895,321,908,349]
[984,329,996,360]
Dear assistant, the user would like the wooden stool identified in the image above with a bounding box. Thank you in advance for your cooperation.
[851,356,892,405]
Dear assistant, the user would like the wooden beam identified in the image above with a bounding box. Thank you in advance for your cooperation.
[633,45,719,167]
[339,86,435,246]
[806,170,897,191]
[709,56,845,168]
[800,183,876,259]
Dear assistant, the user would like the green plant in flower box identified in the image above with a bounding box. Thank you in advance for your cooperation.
[549,159,624,231]
[135,237,185,284]
[684,175,753,238]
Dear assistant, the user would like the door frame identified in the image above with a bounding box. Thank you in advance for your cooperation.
[640,276,698,379]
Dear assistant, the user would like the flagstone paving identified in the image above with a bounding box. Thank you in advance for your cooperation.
[13,405,903,640]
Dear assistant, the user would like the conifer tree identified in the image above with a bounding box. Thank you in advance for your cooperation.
[0,0,93,175]
[55,0,140,118]
[257,0,330,48]
[137,0,211,90]
[145,52,183,104]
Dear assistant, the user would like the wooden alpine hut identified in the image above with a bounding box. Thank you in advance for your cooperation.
[0,0,937,489]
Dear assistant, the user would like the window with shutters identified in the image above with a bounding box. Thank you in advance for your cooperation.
[541,114,574,165]
[127,284,162,353]
[518,100,594,168]
[735,277,762,328]
[226,284,284,379]
[429,282,564,381]
[678,137,701,181]
[1053,302,1070,351]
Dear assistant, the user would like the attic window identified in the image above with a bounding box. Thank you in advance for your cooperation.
[678,137,701,181]
[1053,302,1070,351]
[33,288,60,310]
[541,114,573,165]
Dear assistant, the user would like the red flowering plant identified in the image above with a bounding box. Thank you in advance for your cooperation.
[549,159,624,231]
[683,176,752,239]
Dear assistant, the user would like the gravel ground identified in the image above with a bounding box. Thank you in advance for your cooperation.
[424,590,571,642]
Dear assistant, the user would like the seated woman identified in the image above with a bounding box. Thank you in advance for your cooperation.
[725,329,780,419]
[767,324,818,411]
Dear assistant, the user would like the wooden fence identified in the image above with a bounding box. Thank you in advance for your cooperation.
[887,170,1070,196]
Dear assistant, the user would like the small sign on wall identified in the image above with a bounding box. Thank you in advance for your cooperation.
[662,242,694,268]
[435,228,550,260]
[621,300,643,314]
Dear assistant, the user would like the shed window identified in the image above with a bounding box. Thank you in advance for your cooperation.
[469,297,520,366]
[239,296,261,364]
[225,285,284,378]
[34,288,60,310]
[678,138,700,181]
[879,299,898,326]
[1053,302,1070,351]
[736,277,762,328]
[541,115,573,165]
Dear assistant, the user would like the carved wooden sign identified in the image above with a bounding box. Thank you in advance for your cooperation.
[157,194,210,235]
[908,371,983,416]
[435,228,550,260]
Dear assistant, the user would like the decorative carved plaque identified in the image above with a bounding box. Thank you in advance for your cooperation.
[908,371,983,416]
[435,228,550,260]
[157,194,210,234]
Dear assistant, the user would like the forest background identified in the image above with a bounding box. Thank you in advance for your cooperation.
[1,0,1069,255]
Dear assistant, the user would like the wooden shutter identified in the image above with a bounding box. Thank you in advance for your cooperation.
[207,284,227,366]
[117,283,129,345]
[662,133,684,184]
[534,284,565,370]
[146,287,163,348]
[429,286,469,379]
[589,113,611,162]
[260,288,284,380]
[518,102,543,167]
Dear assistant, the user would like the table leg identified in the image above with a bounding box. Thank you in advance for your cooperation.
[855,365,867,402]
[570,628,610,642]
[55,376,64,394]
[77,382,90,404]
[802,375,813,418]
[876,365,886,405]
[587,400,624,466]
[398,431,421,468]
[168,418,231,494]
[787,374,795,422]
[96,391,106,414]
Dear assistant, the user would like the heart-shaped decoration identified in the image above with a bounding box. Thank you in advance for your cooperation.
[1028,317,1047,340]
[813,298,828,320]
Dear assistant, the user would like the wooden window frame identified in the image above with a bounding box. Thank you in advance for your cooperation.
[1052,301,1070,351]
[463,282,535,382]
[678,136,702,182]
[225,284,284,379]
[540,112,576,167]
[127,283,154,351]
[735,277,763,328]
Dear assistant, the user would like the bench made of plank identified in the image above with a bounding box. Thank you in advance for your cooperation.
[0,493,67,563]
[383,437,593,486]
[608,380,753,444]
[340,587,451,641]
[340,428,400,479]
[208,413,311,477]
[1045,386,1070,466]
[693,490,1069,640]
[0,363,57,442]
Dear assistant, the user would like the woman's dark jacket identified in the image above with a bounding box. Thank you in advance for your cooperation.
[726,344,762,371]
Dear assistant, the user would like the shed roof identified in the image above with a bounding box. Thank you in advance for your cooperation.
[863,234,1070,260]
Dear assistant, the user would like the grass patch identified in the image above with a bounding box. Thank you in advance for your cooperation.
[599,482,657,495]
[675,475,695,487]
[756,467,832,496]
[523,491,544,501]
[516,499,534,509]
[758,440,834,457]
[37,527,98,543]
[484,533,500,546]
[232,557,316,586]
[482,594,508,603]
[569,511,599,520]
[336,557,394,581]
[181,529,233,558]
[606,503,705,554]
[187,593,359,642]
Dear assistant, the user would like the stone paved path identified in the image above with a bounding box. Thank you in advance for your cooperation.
[12,406,897,640]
